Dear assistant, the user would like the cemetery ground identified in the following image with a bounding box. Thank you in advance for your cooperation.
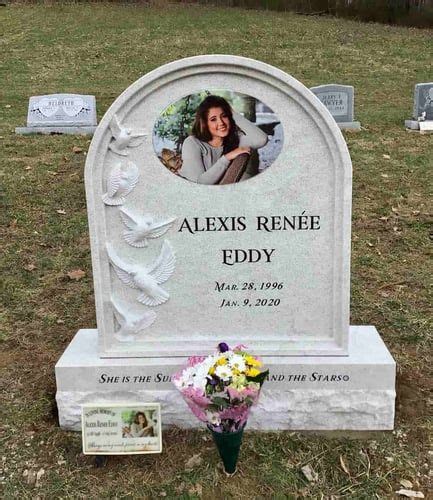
[1,3,432,498]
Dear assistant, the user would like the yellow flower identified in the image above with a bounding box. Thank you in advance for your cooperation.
[245,355,262,367]
[216,357,227,366]
[247,368,260,377]
[209,366,215,375]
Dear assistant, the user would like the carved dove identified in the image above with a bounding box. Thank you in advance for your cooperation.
[109,114,147,156]
[106,241,176,307]
[102,161,139,206]
[111,297,156,342]
[120,207,176,248]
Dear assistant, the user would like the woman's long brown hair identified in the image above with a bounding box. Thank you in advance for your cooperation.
[133,411,148,427]
[191,95,240,154]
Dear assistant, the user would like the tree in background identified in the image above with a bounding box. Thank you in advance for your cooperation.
[154,91,210,153]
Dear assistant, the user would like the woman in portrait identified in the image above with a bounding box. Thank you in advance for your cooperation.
[124,411,154,438]
[180,95,268,185]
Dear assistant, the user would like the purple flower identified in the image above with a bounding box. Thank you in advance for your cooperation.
[218,342,229,353]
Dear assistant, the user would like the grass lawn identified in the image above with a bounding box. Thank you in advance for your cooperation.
[1,3,432,498]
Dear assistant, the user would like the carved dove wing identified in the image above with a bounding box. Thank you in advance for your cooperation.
[119,207,137,230]
[106,244,138,289]
[148,240,176,285]
[147,218,177,239]
[122,162,139,197]
[109,114,122,140]
[111,297,157,341]
[106,163,123,198]
[111,297,127,325]
[102,162,139,206]
[128,132,147,148]
[133,311,157,332]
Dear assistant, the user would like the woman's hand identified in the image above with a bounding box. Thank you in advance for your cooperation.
[224,147,251,161]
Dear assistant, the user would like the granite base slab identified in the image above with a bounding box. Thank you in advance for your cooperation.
[405,119,421,130]
[338,121,361,131]
[15,126,97,136]
[405,119,433,133]
[55,326,395,431]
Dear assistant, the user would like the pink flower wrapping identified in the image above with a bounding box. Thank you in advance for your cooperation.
[173,343,268,433]
[187,355,207,367]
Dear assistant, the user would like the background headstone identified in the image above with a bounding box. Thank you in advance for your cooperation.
[16,93,97,135]
[310,84,361,130]
[405,82,433,131]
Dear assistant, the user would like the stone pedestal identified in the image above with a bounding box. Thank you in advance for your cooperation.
[55,326,395,431]
[338,121,361,131]
[15,126,97,136]
[404,119,433,133]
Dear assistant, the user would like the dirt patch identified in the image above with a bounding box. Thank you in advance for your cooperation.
[396,367,432,441]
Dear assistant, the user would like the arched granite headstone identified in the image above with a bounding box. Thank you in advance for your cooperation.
[85,55,352,358]
[56,56,395,432]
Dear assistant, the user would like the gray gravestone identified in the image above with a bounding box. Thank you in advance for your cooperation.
[310,84,361,131]
[55,55,395,431]
[405,82,433,132]
[16,93,97,135]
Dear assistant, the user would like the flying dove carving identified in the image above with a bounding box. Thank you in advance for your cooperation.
[111,297,156,342]
[109,114,147,156]
[102,161,139,206]
[120,207,176,248]
[106,241,176,307]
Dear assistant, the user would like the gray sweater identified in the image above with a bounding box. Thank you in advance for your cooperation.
[180,111,268,184]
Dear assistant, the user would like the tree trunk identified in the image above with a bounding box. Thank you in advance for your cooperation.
[242,96,259,176]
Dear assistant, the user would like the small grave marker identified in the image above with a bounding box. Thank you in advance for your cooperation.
[16,93,97,135]
[310,84,361,130]
[405,83,433,132]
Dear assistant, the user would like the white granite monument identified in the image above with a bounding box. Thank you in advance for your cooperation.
[56,56,395,431]
[16,93,97,135]
[310,84,361,131]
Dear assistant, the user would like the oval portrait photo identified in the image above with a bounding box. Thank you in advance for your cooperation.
[152,90,283,185]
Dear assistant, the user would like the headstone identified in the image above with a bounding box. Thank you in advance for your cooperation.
[310,84,361,130]
[15,93,97,135]
[405,82,433,132]
[55,55,395,431]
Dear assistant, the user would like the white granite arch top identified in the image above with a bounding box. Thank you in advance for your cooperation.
[85,55,353,358]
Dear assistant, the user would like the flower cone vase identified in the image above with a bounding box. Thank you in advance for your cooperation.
[210,426,244,474]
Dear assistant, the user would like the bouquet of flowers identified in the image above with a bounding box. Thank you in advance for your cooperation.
[173,342,268,474]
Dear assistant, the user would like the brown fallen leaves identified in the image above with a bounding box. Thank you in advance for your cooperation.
[184,453,202,471]
[67,269,86,281]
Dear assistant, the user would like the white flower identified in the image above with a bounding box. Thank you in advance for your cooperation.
[206,411,221,426]
[193,364,211,390]
[228,353,246,372]
[176,366,195,388]
[215,365,233,381]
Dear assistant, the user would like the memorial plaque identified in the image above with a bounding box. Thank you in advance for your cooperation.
[82,403,162,454]
[85,56,352,358]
